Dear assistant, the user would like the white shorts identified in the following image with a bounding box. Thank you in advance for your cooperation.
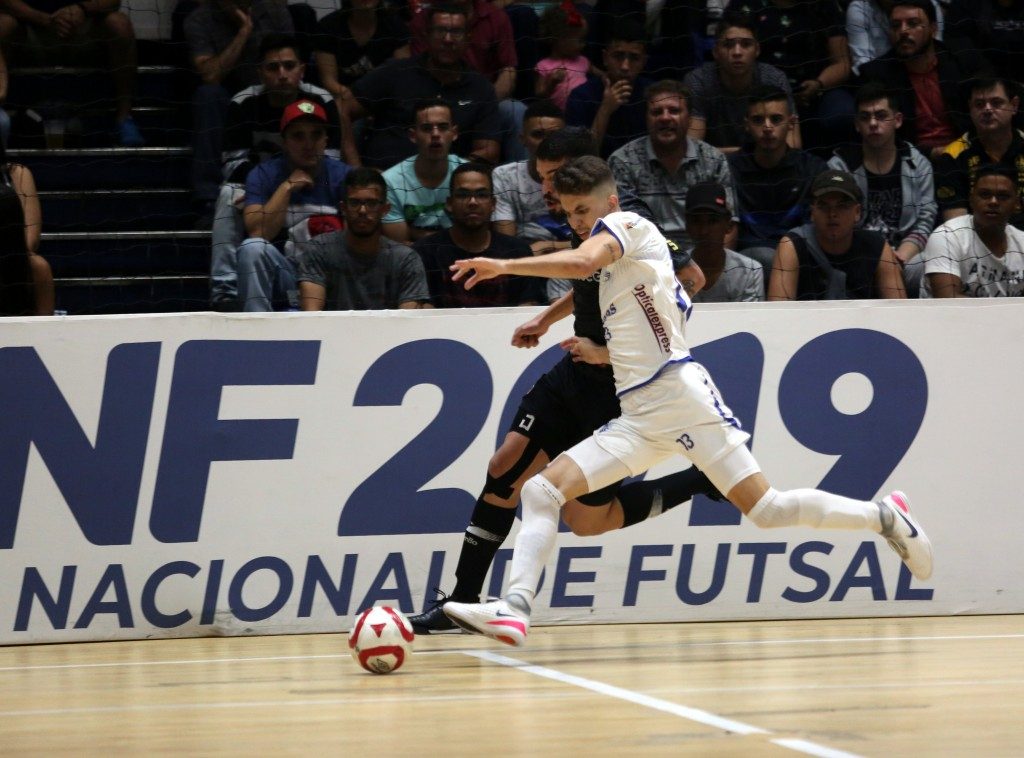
[563,360,759,496]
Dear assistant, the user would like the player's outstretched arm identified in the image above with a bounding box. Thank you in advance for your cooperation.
[450,232,622,288]
[512,291,574,348]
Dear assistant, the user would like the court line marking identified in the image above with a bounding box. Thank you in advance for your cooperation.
[0,631,1021,673]
[465,649,861,758]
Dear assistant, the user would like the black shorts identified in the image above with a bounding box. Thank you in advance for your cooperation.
[510,353,622,505]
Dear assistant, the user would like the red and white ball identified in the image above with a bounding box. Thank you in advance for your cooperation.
[348,606,415,674]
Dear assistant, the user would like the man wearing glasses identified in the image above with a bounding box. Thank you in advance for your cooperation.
[381,99,466,244]
[767,169,906,300]
[236,99,351,311]
[211,33,343,309]
[565,21,651,157]
[935,78,1024,228]
[346,4,501,169]
[414,163,543,307]
[298,168,431,310]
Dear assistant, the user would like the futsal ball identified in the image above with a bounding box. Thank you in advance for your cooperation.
[348,606,415,674]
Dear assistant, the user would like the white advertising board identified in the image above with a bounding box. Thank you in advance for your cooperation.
[0,300,1021,644]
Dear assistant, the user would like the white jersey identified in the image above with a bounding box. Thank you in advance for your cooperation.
[592,211,693,396]
[920,215,1024,297]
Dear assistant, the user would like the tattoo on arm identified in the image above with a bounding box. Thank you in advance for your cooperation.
[681,278,697,297]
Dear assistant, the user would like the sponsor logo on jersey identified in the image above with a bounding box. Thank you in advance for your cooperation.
[632,283,671,354]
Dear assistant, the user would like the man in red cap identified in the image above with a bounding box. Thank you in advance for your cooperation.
[236,99,352,311]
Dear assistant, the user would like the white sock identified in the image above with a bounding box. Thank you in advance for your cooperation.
[747,487,882,532]
[507,475,565,604]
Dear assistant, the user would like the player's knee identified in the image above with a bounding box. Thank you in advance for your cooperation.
[521,475,565,519]
[484,435,543,502]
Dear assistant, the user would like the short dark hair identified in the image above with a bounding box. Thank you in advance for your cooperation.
[259,33,302,61]
[412,97,452,123]
[607,19,647,47]
[552,155,615,197]
[890,0,936,24]
[523,98,565,124]
[969,77,1019,101]
[426,3,468,26]
[714,10,757,40]
[855,82,900,112]
[535,126,598,162]
[973,164,1018,186]
[344,167,387,196]
[746,84,790,112]
[451,161,493,191]
[645,79,691,108]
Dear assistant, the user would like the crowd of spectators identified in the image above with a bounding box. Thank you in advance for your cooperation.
[3,0,1024,315]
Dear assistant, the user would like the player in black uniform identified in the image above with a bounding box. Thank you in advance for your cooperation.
[411,127,721,633]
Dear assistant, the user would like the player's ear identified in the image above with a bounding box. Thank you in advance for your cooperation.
[609,193,620,212]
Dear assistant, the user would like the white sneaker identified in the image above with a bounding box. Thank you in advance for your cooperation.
[442,596,531,647]
[879,490,933,580]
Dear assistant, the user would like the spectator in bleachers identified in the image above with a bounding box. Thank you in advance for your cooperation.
[768,168,906,300]
[921,164,1024,297]
[535,2,600,111]
[847,0,945,76]
[858,0,985,160]
[409,0,524,162]
[345,4,500,169]
[945,0,1024,87]
[491,99,569,255]
[184,0,294,215]
[684,11,799,155]
[828,83,936,296]
[0,0,143,146]
[236,99,350,311]
[298,167,431,310]
[725,0,853,153]
[0,140,52,314]
[565,20,651,157]
[414,162,544,306]
[935,77,1024,226]
[685,180,764,303]
[381,98,466,243]
[608,79,736,250]
[728,86,824,272]
[210,33,342,309]
[312,0,409,103]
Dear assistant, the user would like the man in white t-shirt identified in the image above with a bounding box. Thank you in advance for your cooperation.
[443,155,933,647]
[922,164,1024,297]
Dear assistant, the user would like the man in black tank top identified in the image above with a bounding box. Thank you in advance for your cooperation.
[767,169,907,300]
[410,127,720,634]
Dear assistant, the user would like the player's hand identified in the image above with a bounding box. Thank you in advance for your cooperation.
[450,257,505,289]
[52,3,84,37]
[560,336,609,365]
[512,315,548,348]
[286,170,314,193]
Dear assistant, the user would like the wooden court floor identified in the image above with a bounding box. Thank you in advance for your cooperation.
[1,614,1021,756]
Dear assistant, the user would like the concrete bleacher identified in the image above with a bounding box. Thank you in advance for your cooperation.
[7,41,211,314]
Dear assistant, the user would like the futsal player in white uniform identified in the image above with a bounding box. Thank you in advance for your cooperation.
[444,156,933,647]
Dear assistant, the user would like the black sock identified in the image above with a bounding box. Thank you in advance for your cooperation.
[451,497,517,602]
[618,467,718,527]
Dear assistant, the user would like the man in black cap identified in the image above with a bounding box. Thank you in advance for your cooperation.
[767,169,906,300]
[686,181,764,302]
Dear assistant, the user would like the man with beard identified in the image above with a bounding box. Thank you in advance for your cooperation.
[414,163,544,307]
[297,168,431,310]
[728,86,824,272]
[858,0,985,159]
[935,78,1024,227]
[608,79,737,251]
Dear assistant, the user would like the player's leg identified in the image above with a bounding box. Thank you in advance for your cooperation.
[408,428,548,634]
[561,466,723,536]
